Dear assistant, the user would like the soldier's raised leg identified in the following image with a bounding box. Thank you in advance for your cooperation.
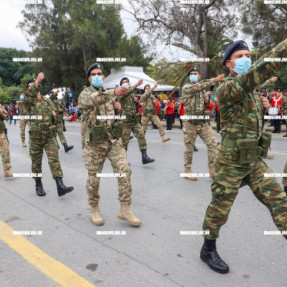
[57,123,73,153]
[151,115,170,142]
[132,123,154,164]
[247,159,287,239]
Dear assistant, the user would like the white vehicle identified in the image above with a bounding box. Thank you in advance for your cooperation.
[45,87,71,100]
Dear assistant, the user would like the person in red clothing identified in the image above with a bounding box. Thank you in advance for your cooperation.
[271,89,283,133]
[179,100,185,129]
[138,99,143,124]
[152,97,160,129]
[165,98,174,130]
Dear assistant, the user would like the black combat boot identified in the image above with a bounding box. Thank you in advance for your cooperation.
[63,143,74,153]
[141,150,155,165]
[200,238,229,274]
[55,178,74,197]
[283,133,287,137]
[194,145,198,152]
[35,179,46,196]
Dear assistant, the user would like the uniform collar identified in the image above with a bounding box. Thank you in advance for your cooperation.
[91,85,105,92]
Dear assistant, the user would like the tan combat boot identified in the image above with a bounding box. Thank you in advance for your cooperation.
[22,139,27,147]
[161,135,170,143]
[90,205,104,226]
[118,201,141,226]
[209,165,215,179]
[4,169,13,178]
[185,167,197,181]
[266,153,275,159]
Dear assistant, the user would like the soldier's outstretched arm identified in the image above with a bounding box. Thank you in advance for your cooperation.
[78,88,116,111]
[257,77,278,90]
[220,39,287,104]
[182,74,224,98]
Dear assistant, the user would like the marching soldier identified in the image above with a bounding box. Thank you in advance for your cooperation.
[282,89,287,137]
[78,63,141,227]
[282,90,287,192]
[0,104,13,178]
[201,40,287,274]
[119,77,155,164]
[181,67,225,181]
[49,90,74,153]
[17,93,28,147]
[23,74,74,197]
[141,84,170,143]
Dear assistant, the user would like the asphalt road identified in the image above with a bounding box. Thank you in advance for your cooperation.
[0,120,286,287]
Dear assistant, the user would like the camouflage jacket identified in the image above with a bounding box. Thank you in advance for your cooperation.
[23,83,56,130]
[119,86,138,118]
[218,38,287,142]
[78,85,118,141]
[182,79,217,116]
[17,101,27,116]
[0,104,8,132]
[282,96,287,115]
[140,90,156,114]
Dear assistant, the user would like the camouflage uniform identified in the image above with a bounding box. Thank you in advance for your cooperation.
[54,100,67,145]
[119,86,147,151]
[141,90,167,138]
[0,104,11,173]
[78,85,132,206]
[18,101,28,142]
[203,39,287,240]
[182,80,217,170]
[282,96,287,187]
[23,84,63,178]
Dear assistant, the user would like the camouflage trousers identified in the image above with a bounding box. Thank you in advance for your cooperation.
[142,115,165,138]
[81,121,88,150]
[0,132,11,172]
[84,139,132,206]
[56,123,67,145]
[20,120,27,141]
[29,136,63,179]
[283,161,287,187]
[183,121,216,169]
[203,147,287,240]
[121,122,147,151]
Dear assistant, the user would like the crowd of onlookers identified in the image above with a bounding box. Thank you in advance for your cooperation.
[4,88,287,134]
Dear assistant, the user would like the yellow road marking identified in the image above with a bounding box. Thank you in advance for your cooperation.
[0,220,95,287]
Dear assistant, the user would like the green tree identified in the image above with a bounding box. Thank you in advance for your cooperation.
[0,48,34,87]
[18,0,153,96]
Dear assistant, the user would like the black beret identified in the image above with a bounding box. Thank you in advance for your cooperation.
[86,63,104,77]
[223,40,249,66]
[27,78,36,87]
[120,77,130,86]
[187,67,200,76]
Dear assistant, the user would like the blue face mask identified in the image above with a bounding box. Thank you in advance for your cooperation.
[231,56,252,74]
[20,95,24,100]
[189,75,198,83]
[91,76,103,88]
[122,83,129,88]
